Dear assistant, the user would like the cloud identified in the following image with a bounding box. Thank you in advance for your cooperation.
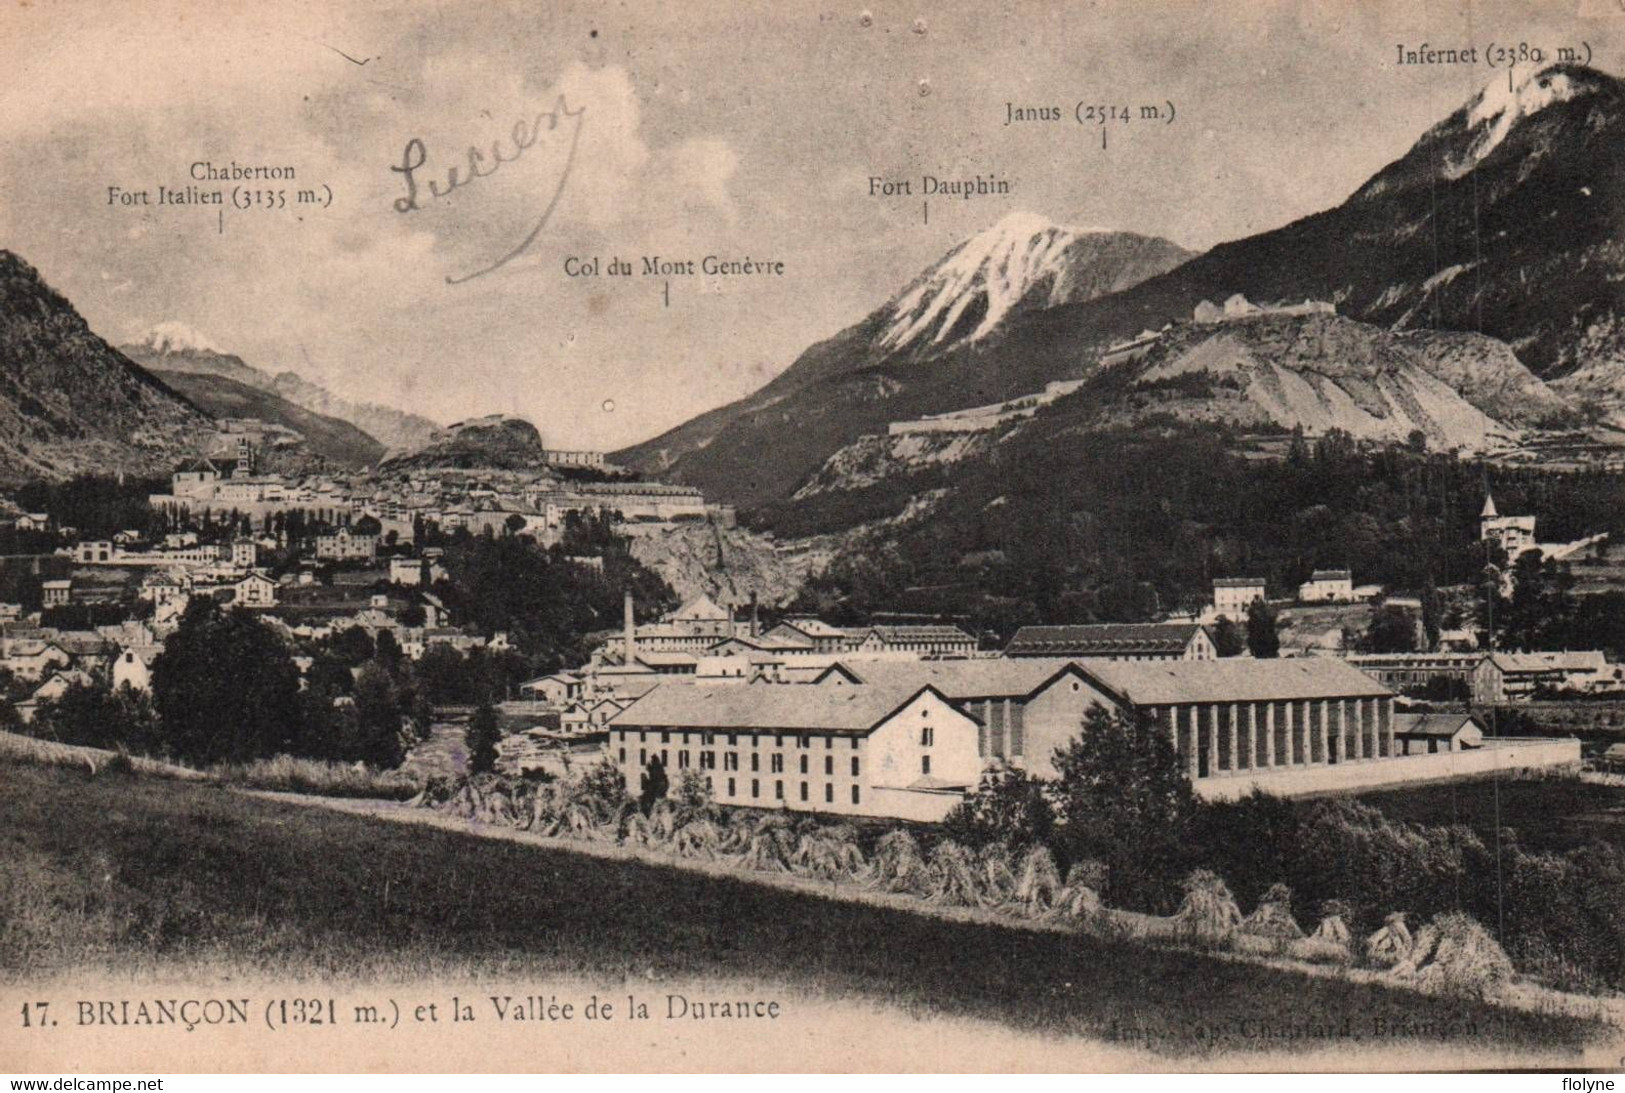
[664,137,741,222]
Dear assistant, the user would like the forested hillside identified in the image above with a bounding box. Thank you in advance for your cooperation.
[788,427,1625,640]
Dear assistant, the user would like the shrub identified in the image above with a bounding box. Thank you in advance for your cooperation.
[940,765,1054,851]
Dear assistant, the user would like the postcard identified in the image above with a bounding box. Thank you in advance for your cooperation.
[4,0,1625,1075]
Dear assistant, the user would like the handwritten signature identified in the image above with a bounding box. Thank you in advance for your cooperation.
[392,95,587,284]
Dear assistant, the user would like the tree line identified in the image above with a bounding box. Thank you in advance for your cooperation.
[785,426,1625,645]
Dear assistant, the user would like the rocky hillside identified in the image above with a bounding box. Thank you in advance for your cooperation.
[151,370,385,469]
[0,252,211,485]
[616,64,1625,507]
[376,414,550,472]
[623,521,817,608]
[1105,312,1568,448]
[263,371,441,454]
[993,64,1625,403]
[793,431,994,500]
[121,326,442,455]
[786,311,1564,507]
[614,213,1192,506]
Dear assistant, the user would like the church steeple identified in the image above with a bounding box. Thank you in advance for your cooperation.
[1481,493,1499,520]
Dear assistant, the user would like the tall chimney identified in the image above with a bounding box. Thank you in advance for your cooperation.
[750,591,759,638]
[624,589,637,664]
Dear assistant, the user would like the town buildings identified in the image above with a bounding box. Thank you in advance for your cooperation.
[1481,493,1537,558]
[315,527,378,561]
[1004,623,1215,661]
[1345,652,1483,693]
[1472,650,1612,703]
[1297,569,1356,603]
[1393,712,1484,755]
[608,681,981,822]
[1212,577,1267,618]
[605,648,1579,820]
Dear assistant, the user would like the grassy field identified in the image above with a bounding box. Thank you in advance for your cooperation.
[1354,775,1625,853]
[0,729,420,799]
[1,759,1611,1060]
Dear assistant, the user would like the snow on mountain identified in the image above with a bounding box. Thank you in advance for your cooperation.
[615,211,1190,503]
[141,321,221,355]
[1451,66,1596,175]
[879,211,1122,355]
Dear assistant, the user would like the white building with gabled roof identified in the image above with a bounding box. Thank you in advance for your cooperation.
[608,680,982,822]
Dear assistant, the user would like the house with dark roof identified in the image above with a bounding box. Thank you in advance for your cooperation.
[1005,623,1215,662]
[1393,712,1483,755]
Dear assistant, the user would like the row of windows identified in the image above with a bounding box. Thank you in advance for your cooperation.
[711,776,861,806]
[619,747,861,777]
[619,729,859,750]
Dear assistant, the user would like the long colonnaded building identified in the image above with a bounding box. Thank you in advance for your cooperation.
[827,656,1396,781]
[602,653,1584,821]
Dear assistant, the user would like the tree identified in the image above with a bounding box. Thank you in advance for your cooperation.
[150,600,304,765]
[327,626,377,667]
[374,629,404,672]
[1211,615,1246,657]
[413,643,469,706]
[28,681,160,754]
[639,754,669,811]
[1421,573,1443,652]
[465,701,501,775]
[941,765,1054,850]
[1361,605,1419,654]
[1497,552,1577,652]
[671,769,714,819]
[347,661,408,768]
[1051,703,1195,910]
[1246,599,1279,659]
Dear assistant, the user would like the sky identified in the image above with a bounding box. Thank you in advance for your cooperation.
[0,0,1614,451]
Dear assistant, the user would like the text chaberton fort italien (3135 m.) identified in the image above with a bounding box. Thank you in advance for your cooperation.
[104,161,332,212]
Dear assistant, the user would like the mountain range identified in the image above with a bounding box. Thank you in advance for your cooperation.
[615,64,1625,510]
[613,214,1193,505]
[120,326,443,456]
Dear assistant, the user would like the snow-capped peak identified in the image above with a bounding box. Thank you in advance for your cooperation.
[1453,65,1595,174]
[141,321,220,355]
[880,211,1104,353]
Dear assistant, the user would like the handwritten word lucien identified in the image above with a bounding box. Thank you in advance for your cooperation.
[391,96,586,286]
